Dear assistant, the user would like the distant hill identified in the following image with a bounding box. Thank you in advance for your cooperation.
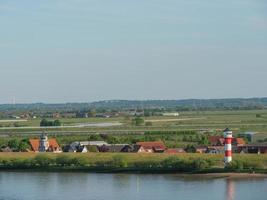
[0,98,267,112]
[89,98,267,109]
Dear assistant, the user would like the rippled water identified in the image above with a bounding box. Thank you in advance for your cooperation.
[0,172,266,200]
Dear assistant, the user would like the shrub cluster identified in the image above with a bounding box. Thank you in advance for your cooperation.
[0,154,213,172]
[40,119,61,127]
[225,159,265,171]
[0,154,265,173]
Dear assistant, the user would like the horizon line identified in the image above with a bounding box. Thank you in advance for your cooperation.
[0,96,267,105]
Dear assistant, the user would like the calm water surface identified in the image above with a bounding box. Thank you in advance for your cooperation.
[0,172,266,200]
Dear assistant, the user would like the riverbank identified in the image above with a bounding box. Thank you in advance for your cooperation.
[183,173,267,179]
[0,153,266,174]
[0,168,266,180]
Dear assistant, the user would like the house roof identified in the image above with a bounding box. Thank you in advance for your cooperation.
[63,145,76,152]
[240,143,267,147]
[235,138,246,145]
[120,144,135,152]
[218,138,225,145]
[208,136,223,146]
[29,139,39,152]
[165,149,179,154]
[48,139,60,150]
[80,141,108,146]
[99,144,127,152]
[207,146,224,150]
[136,141,166,150]
[196,146,207,150]
[208,136,246,146]
[29,138,60,152]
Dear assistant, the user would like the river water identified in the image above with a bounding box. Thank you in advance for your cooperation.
[0,172,266,200]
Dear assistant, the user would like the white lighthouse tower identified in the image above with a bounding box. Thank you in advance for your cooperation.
[224,128,233,163]
[39,133,49,152]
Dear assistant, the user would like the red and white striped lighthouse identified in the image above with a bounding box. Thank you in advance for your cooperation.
[224,128,233,163]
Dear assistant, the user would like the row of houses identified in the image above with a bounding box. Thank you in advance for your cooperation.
[63,141,168,153]
[2,133,267,154]
[26,135,174,153]
[206,135,267,154]
[206,135,245,154]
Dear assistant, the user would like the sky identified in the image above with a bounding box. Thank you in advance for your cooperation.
[0,0,267,103]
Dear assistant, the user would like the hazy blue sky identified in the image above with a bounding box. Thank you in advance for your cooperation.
[0,0,267,103]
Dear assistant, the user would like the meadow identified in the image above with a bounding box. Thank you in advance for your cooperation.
[0,153,266,173]
[0,109,267,142]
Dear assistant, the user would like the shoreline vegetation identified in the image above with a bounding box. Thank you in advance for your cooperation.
[0,153,267,175]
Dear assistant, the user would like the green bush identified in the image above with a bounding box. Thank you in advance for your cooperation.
[112,155,128,168]
[162,157,190,171]
[56,154,73,166]
[71,156,89,167]
[133,160,162,169]
[191,158,211,170]
[243,160,264,170]
[40,119,61,127]
[35,154,55,167]
[225,160,244,171]
[8,139,20,150]
[0,158,32,168]
[256,114,262,118]
[185,144,196,153]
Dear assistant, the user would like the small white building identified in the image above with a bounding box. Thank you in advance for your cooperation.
[162,112,179,117]
[79,141,108,146]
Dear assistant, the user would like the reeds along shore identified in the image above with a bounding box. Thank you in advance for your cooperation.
[0,153,266,173]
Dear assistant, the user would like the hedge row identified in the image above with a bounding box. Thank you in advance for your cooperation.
[0,154,214,172]
[0,153,266,173]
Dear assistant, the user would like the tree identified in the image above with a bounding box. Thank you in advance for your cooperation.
[18,142,30,152]
[40,119,49,126]
[40,119,61,127]
[256,114,262,118]
[6,139,29,152]
[200,135,209,145]
[53,120,61,126]
[8,139,20,150]
[89,134,101,140]
[185,144,196,153]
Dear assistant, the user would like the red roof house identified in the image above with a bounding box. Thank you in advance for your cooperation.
[29,138,61,153]
[233,138,246,146]
[136,141,166,153]
[208,136,246,147]
[208,136,224,146]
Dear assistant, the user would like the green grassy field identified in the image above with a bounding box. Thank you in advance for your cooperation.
[0,153,266,173]
[0,110,267,141]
